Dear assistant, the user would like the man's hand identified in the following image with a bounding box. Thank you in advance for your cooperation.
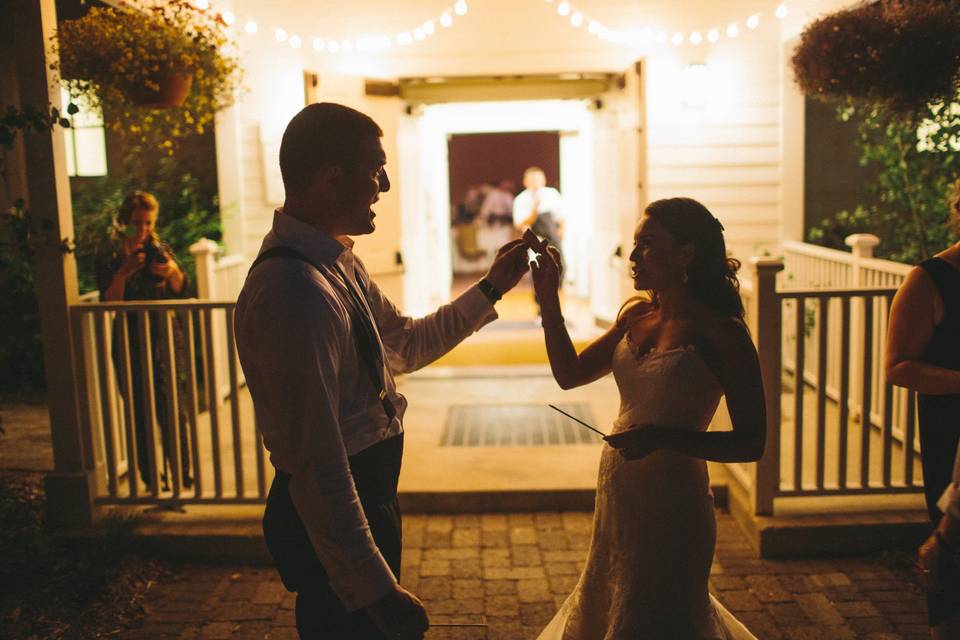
[484,239,530,294]
[365,585,429,639]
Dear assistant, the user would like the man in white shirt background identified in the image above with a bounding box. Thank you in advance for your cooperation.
[513,166,566,313]
[235,103,529,640]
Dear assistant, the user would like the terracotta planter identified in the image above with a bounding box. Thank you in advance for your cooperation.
[129,72,193,108]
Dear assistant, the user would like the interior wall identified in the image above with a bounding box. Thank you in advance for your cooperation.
[447,131,560,207]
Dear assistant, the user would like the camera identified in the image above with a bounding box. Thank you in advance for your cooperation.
[138,237,169,283]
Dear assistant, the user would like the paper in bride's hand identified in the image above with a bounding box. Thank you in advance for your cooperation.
[604,425,662,461]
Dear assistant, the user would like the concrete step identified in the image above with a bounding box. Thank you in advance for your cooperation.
[727,478,932,558]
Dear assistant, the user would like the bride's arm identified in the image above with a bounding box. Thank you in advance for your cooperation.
[533,242,624,389]
[606,319,766,463]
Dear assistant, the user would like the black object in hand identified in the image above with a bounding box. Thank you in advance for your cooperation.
[139,238,168,283]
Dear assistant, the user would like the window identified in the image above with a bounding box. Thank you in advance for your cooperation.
[60,87,107,177]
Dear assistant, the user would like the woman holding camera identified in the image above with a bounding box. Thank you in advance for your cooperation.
[97,191,193,491]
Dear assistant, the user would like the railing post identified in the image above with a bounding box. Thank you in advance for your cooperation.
[189,238,219,300]
[750,258,784,516]
[844,234,879,424]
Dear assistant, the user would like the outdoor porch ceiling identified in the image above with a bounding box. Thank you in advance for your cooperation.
[229,0,812,54]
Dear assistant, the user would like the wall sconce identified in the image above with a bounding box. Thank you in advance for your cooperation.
[682,63,708,108]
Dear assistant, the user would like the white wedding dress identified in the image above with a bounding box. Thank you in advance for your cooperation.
[538,336,756,640]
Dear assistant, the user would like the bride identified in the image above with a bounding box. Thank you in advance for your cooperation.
[526,197,764,639]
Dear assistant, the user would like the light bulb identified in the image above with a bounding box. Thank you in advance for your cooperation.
[671,32,683,45]
[655,31,667,43]
[571,12,583,27]
[328,40,340,53]
[424,20,435,34]
[689,31,702,45]
[313,38,325,51]
[707,29,719,43]
[588,20,600,34]
[440,11,453,27]
[726,23,738,38]
[244,20,258,35]
[397,32,413,45]
[194,0,209,10]
[747,14,760,29]
[454,0,468,16]
[414,28,425,41]
[221,11,235,26]
[289,35,301,48]
[275,28,288,42]
[557,2,570,17]
[775,4,788,19]
[342,40,354,53]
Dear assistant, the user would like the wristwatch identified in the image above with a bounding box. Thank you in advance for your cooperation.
[477,278,503,304]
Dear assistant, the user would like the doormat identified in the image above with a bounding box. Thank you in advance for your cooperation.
[441,403,599,447]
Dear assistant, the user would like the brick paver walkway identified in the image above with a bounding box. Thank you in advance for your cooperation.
[128,511,929,640]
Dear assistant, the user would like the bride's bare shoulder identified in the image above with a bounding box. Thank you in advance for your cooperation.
[616,297,656,329]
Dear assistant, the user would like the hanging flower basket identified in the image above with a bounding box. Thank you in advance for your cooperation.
[791,0,960,115]
[128,73,194,108]
[53,1,240,150]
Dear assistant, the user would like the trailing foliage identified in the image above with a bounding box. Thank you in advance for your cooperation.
[792,1,960,116]
[54,0,241,152]
[808,101,960,263]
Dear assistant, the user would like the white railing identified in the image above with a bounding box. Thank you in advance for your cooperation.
[732,240,922,515]
[72,299,269,505]
[190,239,248,403]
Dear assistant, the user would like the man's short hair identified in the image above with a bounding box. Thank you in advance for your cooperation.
[523,166,545,179]
[279,102,383,195]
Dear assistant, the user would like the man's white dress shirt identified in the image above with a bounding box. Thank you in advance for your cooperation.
[235,211,496,611]
[512,186,565,227]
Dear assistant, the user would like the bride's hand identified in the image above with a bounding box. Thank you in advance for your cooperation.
[603,425,665,461]
[523,229,562,292]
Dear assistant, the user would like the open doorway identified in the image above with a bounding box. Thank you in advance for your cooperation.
[447,130,560,308]
[404,99,597,331]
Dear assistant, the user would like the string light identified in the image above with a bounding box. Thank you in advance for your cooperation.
[539,0,813,49]
[198,1,469,56]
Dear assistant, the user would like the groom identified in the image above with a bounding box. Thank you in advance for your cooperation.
[235,103,529,640]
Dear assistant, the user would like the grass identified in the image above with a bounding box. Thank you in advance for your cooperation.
[0,470,169,640]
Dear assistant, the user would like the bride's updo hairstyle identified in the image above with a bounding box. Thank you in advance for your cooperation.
[645,197,744,321]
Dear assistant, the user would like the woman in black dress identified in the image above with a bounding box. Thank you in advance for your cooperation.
[886,180,960,639]
[96,191,193,491]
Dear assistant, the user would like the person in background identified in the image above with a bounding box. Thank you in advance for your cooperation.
[514,167,566,313]
[96,190,194,491]
[478,178,517,264]
[886,179,960,638]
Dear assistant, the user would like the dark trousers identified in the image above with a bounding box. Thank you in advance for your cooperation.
[263,434,404,640]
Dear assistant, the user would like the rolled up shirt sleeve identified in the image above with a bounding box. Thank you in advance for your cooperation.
[236,267,396,611]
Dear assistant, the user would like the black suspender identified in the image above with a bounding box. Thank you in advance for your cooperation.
[249,246,397,420]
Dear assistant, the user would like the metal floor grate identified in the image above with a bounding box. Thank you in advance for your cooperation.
[441,403,599,447]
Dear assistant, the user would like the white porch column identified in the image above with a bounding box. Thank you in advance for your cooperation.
[749,257,785,516]
[13,0,96,526]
